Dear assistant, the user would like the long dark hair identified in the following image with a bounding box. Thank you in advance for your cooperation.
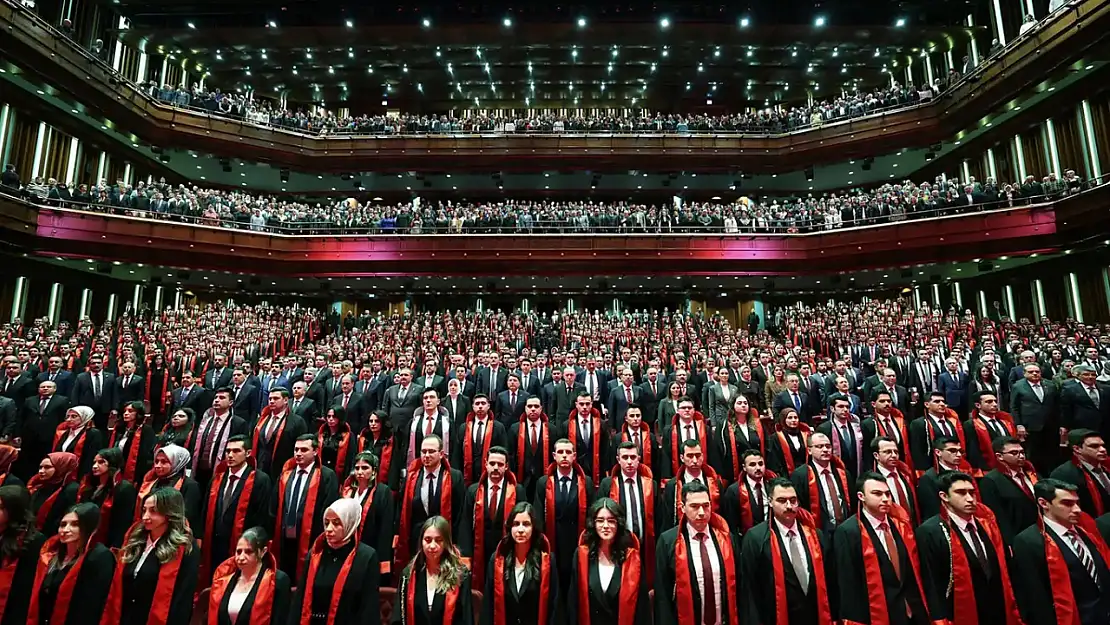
[0,485,41,559]
[48,502,100,571]
[366,410,393,442]
[79,447,122,502]
[496,502,545,579]
[121,400,147,428]
[583,497,634,566]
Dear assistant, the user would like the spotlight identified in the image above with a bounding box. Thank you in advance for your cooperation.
[280,168,290,183]
[659,17,671,28]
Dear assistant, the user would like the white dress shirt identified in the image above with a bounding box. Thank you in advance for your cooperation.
[813,460,841,521]
[685,523,723,625]
[862,509,895,559]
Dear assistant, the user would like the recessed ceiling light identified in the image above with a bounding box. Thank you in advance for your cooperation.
[659,17,670,28]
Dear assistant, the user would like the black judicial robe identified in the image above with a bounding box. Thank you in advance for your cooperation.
[915,516,1007,625]
[480,548,560,625]
[739,520,831,625]
[532,472,594,594]
[391,568,474,625]
[289,541,380,625]
[32,482,79,536]
[347,483,395,570]
[977,468,1040,546]
[212,566,291,625]
[1012,522,1110,625]
[832,516,930,625]
[117,540,200,625]
[654,523,743,625]
[204,465,274,582]
[0,531,46,625]
[31,541,116,625]
[458,480,525,583]
[566,550,650,625]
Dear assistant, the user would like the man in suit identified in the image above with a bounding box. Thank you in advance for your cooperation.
[256,360,291,408]
[979,436,1040,545]
[70,354,118,429]
[818,395,865,483]
[330,374,370,434]
[575,356,610,410]
[516,358,542,398]
[1010,362,1061,472]
[533,438,594,597]
[200,434,273,584]
[172,371,211,416]
[834,471,931,625]
[13,380,70,480]
[414,360,445,400]
[190,387,251,489]
[229,368,260,423]
[721,449,773,534]
[116,361,145,412]
[791,432,854,534]
[495,373,529,427]
[825,360,862,400]
[916,471,1021,625]
[477,354,509,398]
[546,367,584,425]
[510,396,553,502]
[1012,478,1110,625]
[869,368,912,415]
[288,381,319,425]
[453,394,509,485]
[638,366,665,429]
[300,368,327,413]
[37,356,74,398]
[740,477,833,625]
[909,392,964,472]
[916,435,965,520]
[457,446,524,588]
[938,357,970,419]
[1052,429,1110,517]
[597,440,660,579]
[253,387,308,480]
[381,368,423,429]
[395,390,453,473]
[773,374,811,423]
[0,360,36,409]
[204,354,233,390]
[655,480,743,625]
[451,365,476,400]
[1062,364,1109,433]
[606,367,643,429]
[872,435,920,525]
[272,434,341,580]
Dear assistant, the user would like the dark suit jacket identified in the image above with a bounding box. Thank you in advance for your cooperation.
[606,384,644,428]
[0,396,16,440]
[382,384,424,429]
[978,468,1039,545]
[546,382,585,425]
[477,367,509,397]
[0,373,36,407]
[289,396,318,424]
[937,371,969,408]
[1010,379,1059,432]
[37,370,74,397]
[331,391,369,434]
[441,394,470,423]
[71,371,119,418]
[172,384,211,415]
[230,384,260,421]
[1060,382,1108,431]
[495,390,529,427]
[117,374,146,410]
[205,367,234,390]
[772,390,811,422]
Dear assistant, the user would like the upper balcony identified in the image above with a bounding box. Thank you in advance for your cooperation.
[2,0,1109,171]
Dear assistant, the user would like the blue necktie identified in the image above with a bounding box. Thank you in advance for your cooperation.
[793,393,801,413]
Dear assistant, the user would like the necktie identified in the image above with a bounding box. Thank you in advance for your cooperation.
[234,386,241,399]
[489,483,500,519]
[685,423,694,442]
[633,430,641,449]
[824,469,844,521]
[39,397,47,414]
[581,419,589,441]
[937,418,952,438]
[291,470,308,517]
[343,394,350,409]
[1014,472,1033,498]
[125,375,131,388]
[966,520,991,579]
[696,533,717,625]
[475,420,485,444]
[887,386,897,405]
[1093,468,1110,494]
[1032,384,1044,401]
[787,529,809,593]
[399,385,407,401]
[49,373,55,381]
[626,478,641,537]
[223,474,238,512]
[879,522,901,579]
[264,415,280,442]
[424,473,436,511]
[199,417,221,469]
[626,386,633,403]
[181,386,189,402]
[753,480,764,516]
[93,374,101,399]
[681,385,687,396]
[425,416,436,436]
[560,476,572,500]
[510,392,516,407]
[1068,530,1101,586]
[1090,386,1101,409]
[530,423,538,448]
[883,418,900,444]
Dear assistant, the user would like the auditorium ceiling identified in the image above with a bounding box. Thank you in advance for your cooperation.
[106,0,982,108]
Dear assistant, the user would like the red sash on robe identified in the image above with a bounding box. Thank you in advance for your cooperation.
[729,469,779,533]
[515,415,551,479]
[318,424,352,476]
[79,471,123,545]
[208,552,278,625]
[566,409,604,485]
[135,473,185,520]
[99,534,186,625]
[491,536,552,625]
[672,514,739,625]
[251,407,289,469]
[671,464,722,526]
[1071,455,1110,516]
[607,463,656,585]
[395,458,454,573]
[28,470,77,530]
[542,462,587,548]
[200,458,258,583]
[723,411,765,480]
[356,431,393,486]
[297,535,358,625]
[804,457,850,529]
[668,411,711,477]
[110,426,144,483]
[768,509,832,625]
[922,409,976,477]
[272,458,323,582]
[620,423,653,470]
[1042,512,1110,625]
[143,361,171,410]
[27,535,95,625]
[773,423,811,475]
[575,536,640,625]
[938,504,1022,625]
[462,413,496,484]
[471,470,519,588]
[968,410,1016,472]
[52,426,87,463]
[845,511,932,625]
[874,409,914,475]
[402,564,460,625]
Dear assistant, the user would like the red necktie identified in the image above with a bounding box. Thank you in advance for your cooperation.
[697,533,717,625]
[424,416,435,436]
[626,387,633,403]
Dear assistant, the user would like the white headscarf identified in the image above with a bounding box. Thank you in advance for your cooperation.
[325,498,363,544]
[156,444,192,477]
[68,405,96,429]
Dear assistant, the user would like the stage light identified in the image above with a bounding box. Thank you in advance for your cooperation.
[422,18,430,27]
[659,17,670,29]
[895,17,906,27]
[577,17,586,27]
[502,17,512,27]
[815,16,826,27]
[739,17,749,27]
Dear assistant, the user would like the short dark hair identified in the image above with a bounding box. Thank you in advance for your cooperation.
[766,476,795,498]
[682,439,702,452]
[929,391,946,401]
[682,480,709,498]
[740,449,763,463]
[215,386,234,399]
[487,445,509,461]
[226,434,249,447]
[932,435,960,451]
[992,435,1023,454]
[972,390,997,404]
[616,441,637,453]
[269,387,289,399]
[870,435,897,453]
[626,403,641,412]
[1034,477,1077,504]
[938,470,976,494]
[829,394,850,408]
[855,470,887,494]
[576,391,593,400]
[294,433,318,448]
[1068,428,1102,448]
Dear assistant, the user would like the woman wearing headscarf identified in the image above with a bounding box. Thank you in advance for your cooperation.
[54,407,105,479]
[135,445,203,533]
[28,452,80,535]
[110,401,156,483]
[27,502,116,625]
[77,448,138,548]
[0,444,23,487]
[340,451,394,576]
[288,498,381,625]
[101,488,199,625]
[0,485,46,625]
[158,408,196,449]
[208,527,292,625]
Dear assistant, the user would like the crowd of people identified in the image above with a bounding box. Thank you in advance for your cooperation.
[0,164,1092,235]
[0,297,1109,624]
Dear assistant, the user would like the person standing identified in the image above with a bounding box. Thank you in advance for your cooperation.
[566,498,650,625]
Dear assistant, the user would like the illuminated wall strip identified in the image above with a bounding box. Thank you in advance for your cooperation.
[147,174,153,185]
[112,16,127,72]
[991,0,1008,45]
[78,288,91,320]
[987,148,998,180]
[1024,0,1036,18]
[174,288,183,310]
[977,290,988,317]
[1045,120,1062,175]
[137,52,148,83]
[106,293,118,321]
[905,65,913,85]
[945,50,955,72]
[64,137,80,186]
[1013,136,1027,180]
[932,283,941,306]
[1082,101,1104,179]
[47,283,62,325]
[96,152,107,183]
[132,284,143,311]
[954,282,964,308]
[1033,279,1046,318]
[913,287,922,309]
[925,56,935,85]
[9,277,27,322]
[160,57,169,83]
[1069,273,1084,322]
[1005,285,1016,320]
[0,105,10,166]
[123,162,132,185]
[30,122,47,179]
[154,286,164,311]
[967,15,980,65]
[1103,269,1110,317]
[961,160,971,183]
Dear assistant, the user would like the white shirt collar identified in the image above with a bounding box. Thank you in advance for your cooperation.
[228,464,248,480]
[878,465,898,479]
[948,511,975,533]
[774,518,798,537]
[862,508,889,530]
[1043,515,1075,540]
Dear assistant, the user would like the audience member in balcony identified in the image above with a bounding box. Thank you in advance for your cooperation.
[1,164,20,189]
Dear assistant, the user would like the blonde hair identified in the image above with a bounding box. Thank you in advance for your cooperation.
[404,516,466,592]
[120,488,193,564]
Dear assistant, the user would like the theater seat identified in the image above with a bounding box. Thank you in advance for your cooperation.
[191,588,210,625]
[380,587,397,625]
